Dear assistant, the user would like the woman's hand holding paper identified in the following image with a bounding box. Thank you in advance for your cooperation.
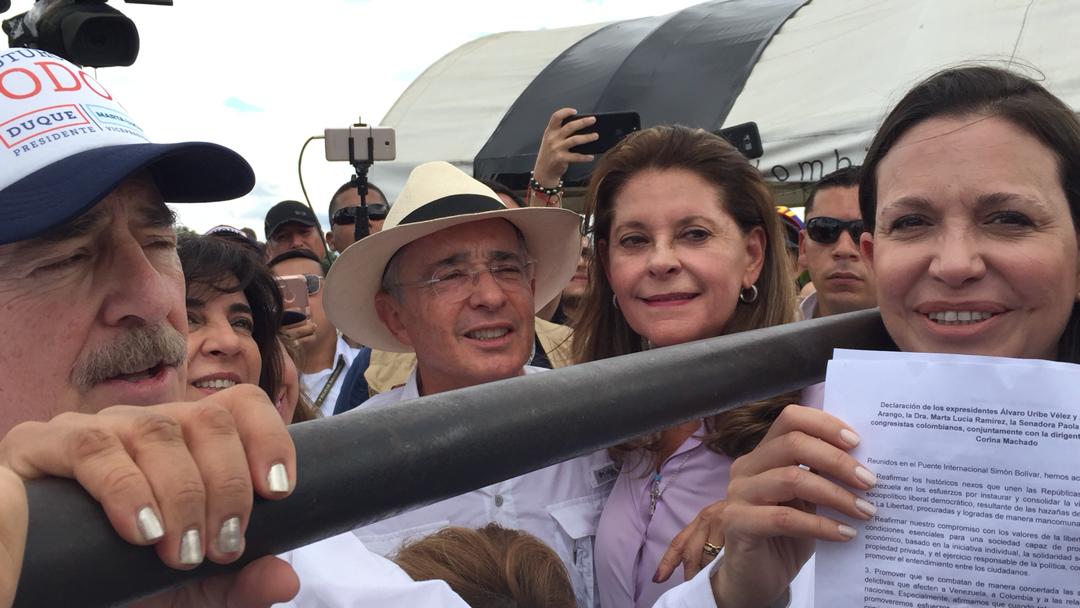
[708,404,878,607]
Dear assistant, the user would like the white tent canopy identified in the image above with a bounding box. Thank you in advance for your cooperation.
[726,0,1080,184]
[376,22,608,193]
[376,0,1079,197]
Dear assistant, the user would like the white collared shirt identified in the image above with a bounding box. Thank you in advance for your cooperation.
[279,359,781,608]
[301,335,362,417]
[280,532,786,608]
[278,533,469,607]
[798,290,818,321]
[352,365,615,608]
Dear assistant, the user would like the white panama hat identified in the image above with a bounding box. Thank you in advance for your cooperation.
[324,161,582,352]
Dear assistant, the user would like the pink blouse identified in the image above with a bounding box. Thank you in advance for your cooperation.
[594,428,733,608]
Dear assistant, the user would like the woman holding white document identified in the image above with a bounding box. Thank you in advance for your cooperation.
[657,64,1080,607]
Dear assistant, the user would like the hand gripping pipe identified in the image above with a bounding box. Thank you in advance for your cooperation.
[15,309,892,606]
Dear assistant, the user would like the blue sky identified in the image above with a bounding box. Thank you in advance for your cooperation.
[224,97,265,114]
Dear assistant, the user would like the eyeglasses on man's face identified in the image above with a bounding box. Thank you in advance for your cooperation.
[332,204,390,225]
[387,258,535,302]
[301,273,323,295]
[805,217,866,245]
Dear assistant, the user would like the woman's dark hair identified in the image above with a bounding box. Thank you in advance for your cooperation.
[859,65,1080,362]
[179,235,285,401]
[279,334,318,423]
[394,524,576,608]
[573,125,797,464]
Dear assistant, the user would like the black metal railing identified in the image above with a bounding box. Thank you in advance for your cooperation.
[15,309,892,607]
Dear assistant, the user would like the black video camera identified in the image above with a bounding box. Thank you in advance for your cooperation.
[2,0,172,68]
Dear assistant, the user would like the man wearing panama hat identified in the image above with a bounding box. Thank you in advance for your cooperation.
[292,161,614,607]
[323,161,582,383]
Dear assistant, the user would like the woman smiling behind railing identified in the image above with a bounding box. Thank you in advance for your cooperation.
[179,235,309,423]
[571,125,797,607]
[653,65,1080,607]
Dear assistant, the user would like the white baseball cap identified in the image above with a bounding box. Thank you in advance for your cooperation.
[0,48,254,244]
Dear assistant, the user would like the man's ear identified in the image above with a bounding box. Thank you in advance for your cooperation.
[374,292,413,347]
[860,231,875,267]
[325,231,336,252]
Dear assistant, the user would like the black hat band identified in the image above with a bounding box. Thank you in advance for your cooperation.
[399,194,504,225]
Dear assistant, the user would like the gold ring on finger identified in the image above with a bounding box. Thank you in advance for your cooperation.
[702,542,722,557]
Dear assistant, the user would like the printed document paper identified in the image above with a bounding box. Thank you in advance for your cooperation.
[816,350,1080,607]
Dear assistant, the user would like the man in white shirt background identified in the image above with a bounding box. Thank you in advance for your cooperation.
[269,248,361,416]
[284,161,615,607]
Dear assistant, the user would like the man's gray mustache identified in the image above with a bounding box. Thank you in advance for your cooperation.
[72,325,187,389]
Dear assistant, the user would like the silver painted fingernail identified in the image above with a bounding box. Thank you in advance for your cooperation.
[137,507,164,542]
[856,498,878,517]
[217,517,244,554]
[268,462,290,493]
[855,466,877,487]
[179,528,203,565]
[838,524,858,539]
[840,429,861,447]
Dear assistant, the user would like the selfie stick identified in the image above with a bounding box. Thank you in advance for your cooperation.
[348,120,375,242]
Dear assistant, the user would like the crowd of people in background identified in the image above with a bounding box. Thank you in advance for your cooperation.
[1,43,1079,608]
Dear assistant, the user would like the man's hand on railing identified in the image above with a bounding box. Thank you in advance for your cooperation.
[0,467,27,608]
[0,384,299,607]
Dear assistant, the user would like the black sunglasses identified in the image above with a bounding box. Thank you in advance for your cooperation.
[805,217,866,244]
[301,273,323,296]
[332,204,389,225]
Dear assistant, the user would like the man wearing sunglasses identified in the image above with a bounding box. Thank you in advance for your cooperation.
[269,249,362,417]
[325,180,390,254]
[797,166,877,320]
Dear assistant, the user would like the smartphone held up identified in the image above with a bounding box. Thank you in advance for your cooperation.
[715,122,763,159]
[560,111,641,156]
[276,275,310,325]
[324,125,397,163]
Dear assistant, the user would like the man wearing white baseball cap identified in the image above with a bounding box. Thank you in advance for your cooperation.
[0,49,298,605]
[281,161,615,607]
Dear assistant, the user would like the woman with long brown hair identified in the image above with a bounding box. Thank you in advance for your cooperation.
[573,125,796,607]
[658,64,1080,608]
